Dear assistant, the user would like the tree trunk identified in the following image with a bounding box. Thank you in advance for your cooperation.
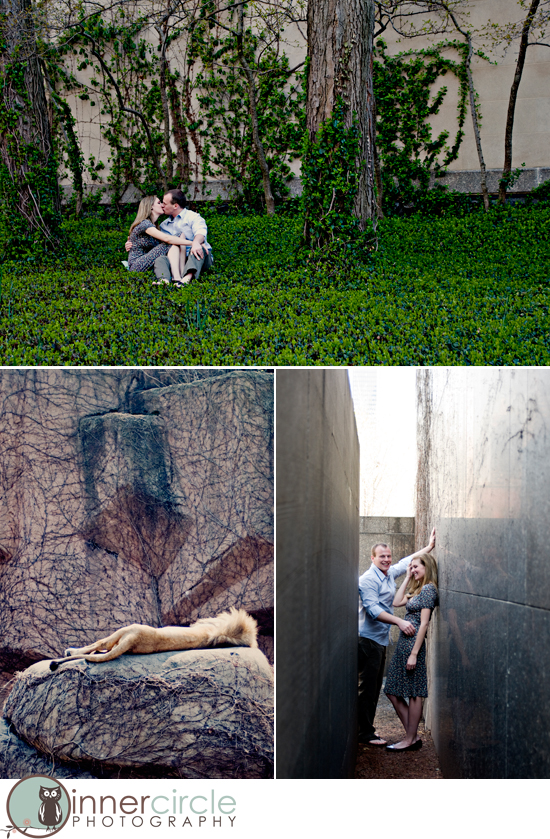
[166,70,191,187]
[240,57,276,215]
[444,7,491,210]
[498,0,540,204]
[306,0,376,228]
[0,0,61,244]
[44,68,84,218]
[156,22,174,183]
[55,97,84,217]
[464,33,490,211]
[182,75,202,187]
[237,5,275,215]
[373,95,384,218]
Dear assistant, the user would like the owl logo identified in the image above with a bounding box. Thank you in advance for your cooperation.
[6,776,70,837]
[38,785,63,832]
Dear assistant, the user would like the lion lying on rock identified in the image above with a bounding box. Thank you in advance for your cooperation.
[49,608,257,670]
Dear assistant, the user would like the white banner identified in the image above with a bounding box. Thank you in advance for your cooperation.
[0,777,541,838]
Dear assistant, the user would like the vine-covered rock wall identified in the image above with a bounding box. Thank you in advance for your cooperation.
[0,369,274,708]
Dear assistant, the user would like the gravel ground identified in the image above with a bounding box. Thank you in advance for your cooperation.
[355,689,443,779]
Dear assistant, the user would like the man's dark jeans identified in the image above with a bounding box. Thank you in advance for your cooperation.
[358,636,386,742]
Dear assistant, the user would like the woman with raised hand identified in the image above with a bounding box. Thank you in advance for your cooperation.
[127,196,192,284]
[384,551,438,752]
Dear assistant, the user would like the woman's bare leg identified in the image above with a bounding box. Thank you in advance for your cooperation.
[386,693,409,732]
[405,696,423,743]
[389,696,423,748]
[168,245,183,282]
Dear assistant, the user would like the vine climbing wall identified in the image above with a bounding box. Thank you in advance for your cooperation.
[0,368,274,705]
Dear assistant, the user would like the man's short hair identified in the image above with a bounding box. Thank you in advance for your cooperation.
[165,188,187,209]
[371,542,389,557]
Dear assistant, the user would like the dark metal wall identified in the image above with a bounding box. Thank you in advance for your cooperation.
[417,368,550,778]
[276,370,360,778]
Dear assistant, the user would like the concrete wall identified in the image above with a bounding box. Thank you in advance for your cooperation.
[360,517,415,672]
[417,368,550,778]
[276,370,359,779]
[64,2,550,199]
[359,517,415,576]
[380,0,550,183]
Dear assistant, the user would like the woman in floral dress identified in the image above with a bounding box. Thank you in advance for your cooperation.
[128,196,193,284]
[384,553,438,752]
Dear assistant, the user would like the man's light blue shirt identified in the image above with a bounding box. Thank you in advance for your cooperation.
[358,555,412,646]
[160,209,212,251]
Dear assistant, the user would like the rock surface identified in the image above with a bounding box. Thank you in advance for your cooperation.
[3,647,273,779]
[0,368,274,707]
[130,373,274,626]
[0,718,96,779]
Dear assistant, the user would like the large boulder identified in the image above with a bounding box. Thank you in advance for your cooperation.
[0,718,96,779]
[3,647,273,779]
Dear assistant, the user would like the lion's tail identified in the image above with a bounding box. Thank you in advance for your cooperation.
[192,608,258,648]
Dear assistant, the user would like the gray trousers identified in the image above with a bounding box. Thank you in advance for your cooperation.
[154,248,213,281]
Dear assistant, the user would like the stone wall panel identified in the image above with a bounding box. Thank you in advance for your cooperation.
[130,373,273,626]
[417,368,550,778]
[276,369,359,779]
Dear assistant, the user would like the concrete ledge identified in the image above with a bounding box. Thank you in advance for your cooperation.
[436,167,550,194]
[60,168,550,206]
[60,177,303,206]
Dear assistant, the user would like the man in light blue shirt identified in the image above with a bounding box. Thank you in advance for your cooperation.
[154,189,213,284]
[358,528,435,745]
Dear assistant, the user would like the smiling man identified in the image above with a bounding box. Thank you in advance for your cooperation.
[358,529,435,746]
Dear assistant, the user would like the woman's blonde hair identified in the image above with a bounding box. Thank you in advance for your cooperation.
[407,552,438,599]
[129,196,158,234]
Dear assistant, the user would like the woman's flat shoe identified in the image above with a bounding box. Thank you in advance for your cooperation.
[386,740,422,752]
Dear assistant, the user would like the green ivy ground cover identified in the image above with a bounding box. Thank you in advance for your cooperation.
[1,206,549,365]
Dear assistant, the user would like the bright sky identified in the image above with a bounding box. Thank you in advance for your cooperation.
[348,368,417,517]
